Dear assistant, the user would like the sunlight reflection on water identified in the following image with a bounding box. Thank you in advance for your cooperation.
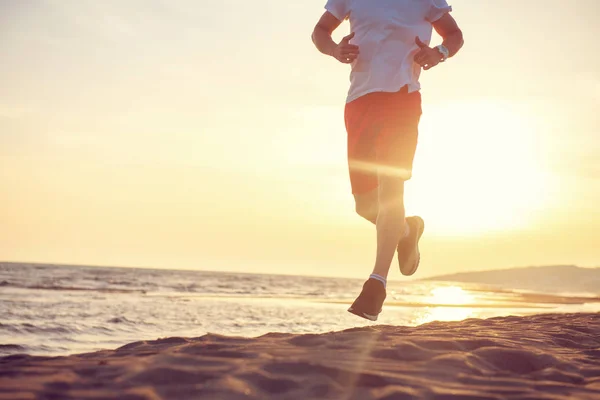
[412,285,478,324]
[412,306,478,325]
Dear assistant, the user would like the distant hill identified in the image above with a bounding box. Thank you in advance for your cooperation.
[424,265,600,294]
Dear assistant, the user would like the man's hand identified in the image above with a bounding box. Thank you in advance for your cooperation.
[414,37,443,70]
[333,32,360,64]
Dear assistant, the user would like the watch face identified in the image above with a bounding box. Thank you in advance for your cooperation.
[437,45,449,60]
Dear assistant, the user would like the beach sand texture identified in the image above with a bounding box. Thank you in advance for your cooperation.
[2,313,600,400]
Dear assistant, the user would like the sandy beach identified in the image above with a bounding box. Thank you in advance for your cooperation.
[2,313,600,400]
[2,1,599,399]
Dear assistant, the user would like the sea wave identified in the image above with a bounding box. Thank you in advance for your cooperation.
[0,344,25,351]
[1,281,147,294]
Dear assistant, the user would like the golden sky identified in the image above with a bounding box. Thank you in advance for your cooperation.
[1,0,599,278]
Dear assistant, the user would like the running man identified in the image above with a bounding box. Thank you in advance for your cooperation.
[311,0,464,320]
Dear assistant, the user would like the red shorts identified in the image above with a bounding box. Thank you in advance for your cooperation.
[344,87,422,194]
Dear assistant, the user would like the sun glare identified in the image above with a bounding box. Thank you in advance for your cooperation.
[406,100,553,236]
[294,100,556,235]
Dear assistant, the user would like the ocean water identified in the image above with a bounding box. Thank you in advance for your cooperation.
[1,262,599,356]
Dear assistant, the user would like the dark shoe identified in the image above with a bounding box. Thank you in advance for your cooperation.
[347,278,386,321]
[397,216,425,276]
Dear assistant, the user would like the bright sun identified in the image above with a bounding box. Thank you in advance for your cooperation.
[405,99,552,236]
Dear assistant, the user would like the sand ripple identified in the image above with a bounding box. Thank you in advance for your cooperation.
[1,313,600,399]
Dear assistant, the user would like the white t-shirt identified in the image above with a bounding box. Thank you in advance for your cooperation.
[325,0,452,103]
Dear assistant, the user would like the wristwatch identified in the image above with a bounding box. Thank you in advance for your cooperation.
[435,45,450,62]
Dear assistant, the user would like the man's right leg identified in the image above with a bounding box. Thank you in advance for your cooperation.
[346,93,390,320]
[347,88,423,320]
[348,181,407,321]
[354,188,378,224]
[372,175,407,281]
[354,185,408,280]
[355,188,412,275]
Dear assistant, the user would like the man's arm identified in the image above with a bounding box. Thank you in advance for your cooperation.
[433,13,464,58]
[312,12,359,64]
[414,13,464,70]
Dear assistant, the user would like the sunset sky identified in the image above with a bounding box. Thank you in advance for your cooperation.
[1,0,599,279]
